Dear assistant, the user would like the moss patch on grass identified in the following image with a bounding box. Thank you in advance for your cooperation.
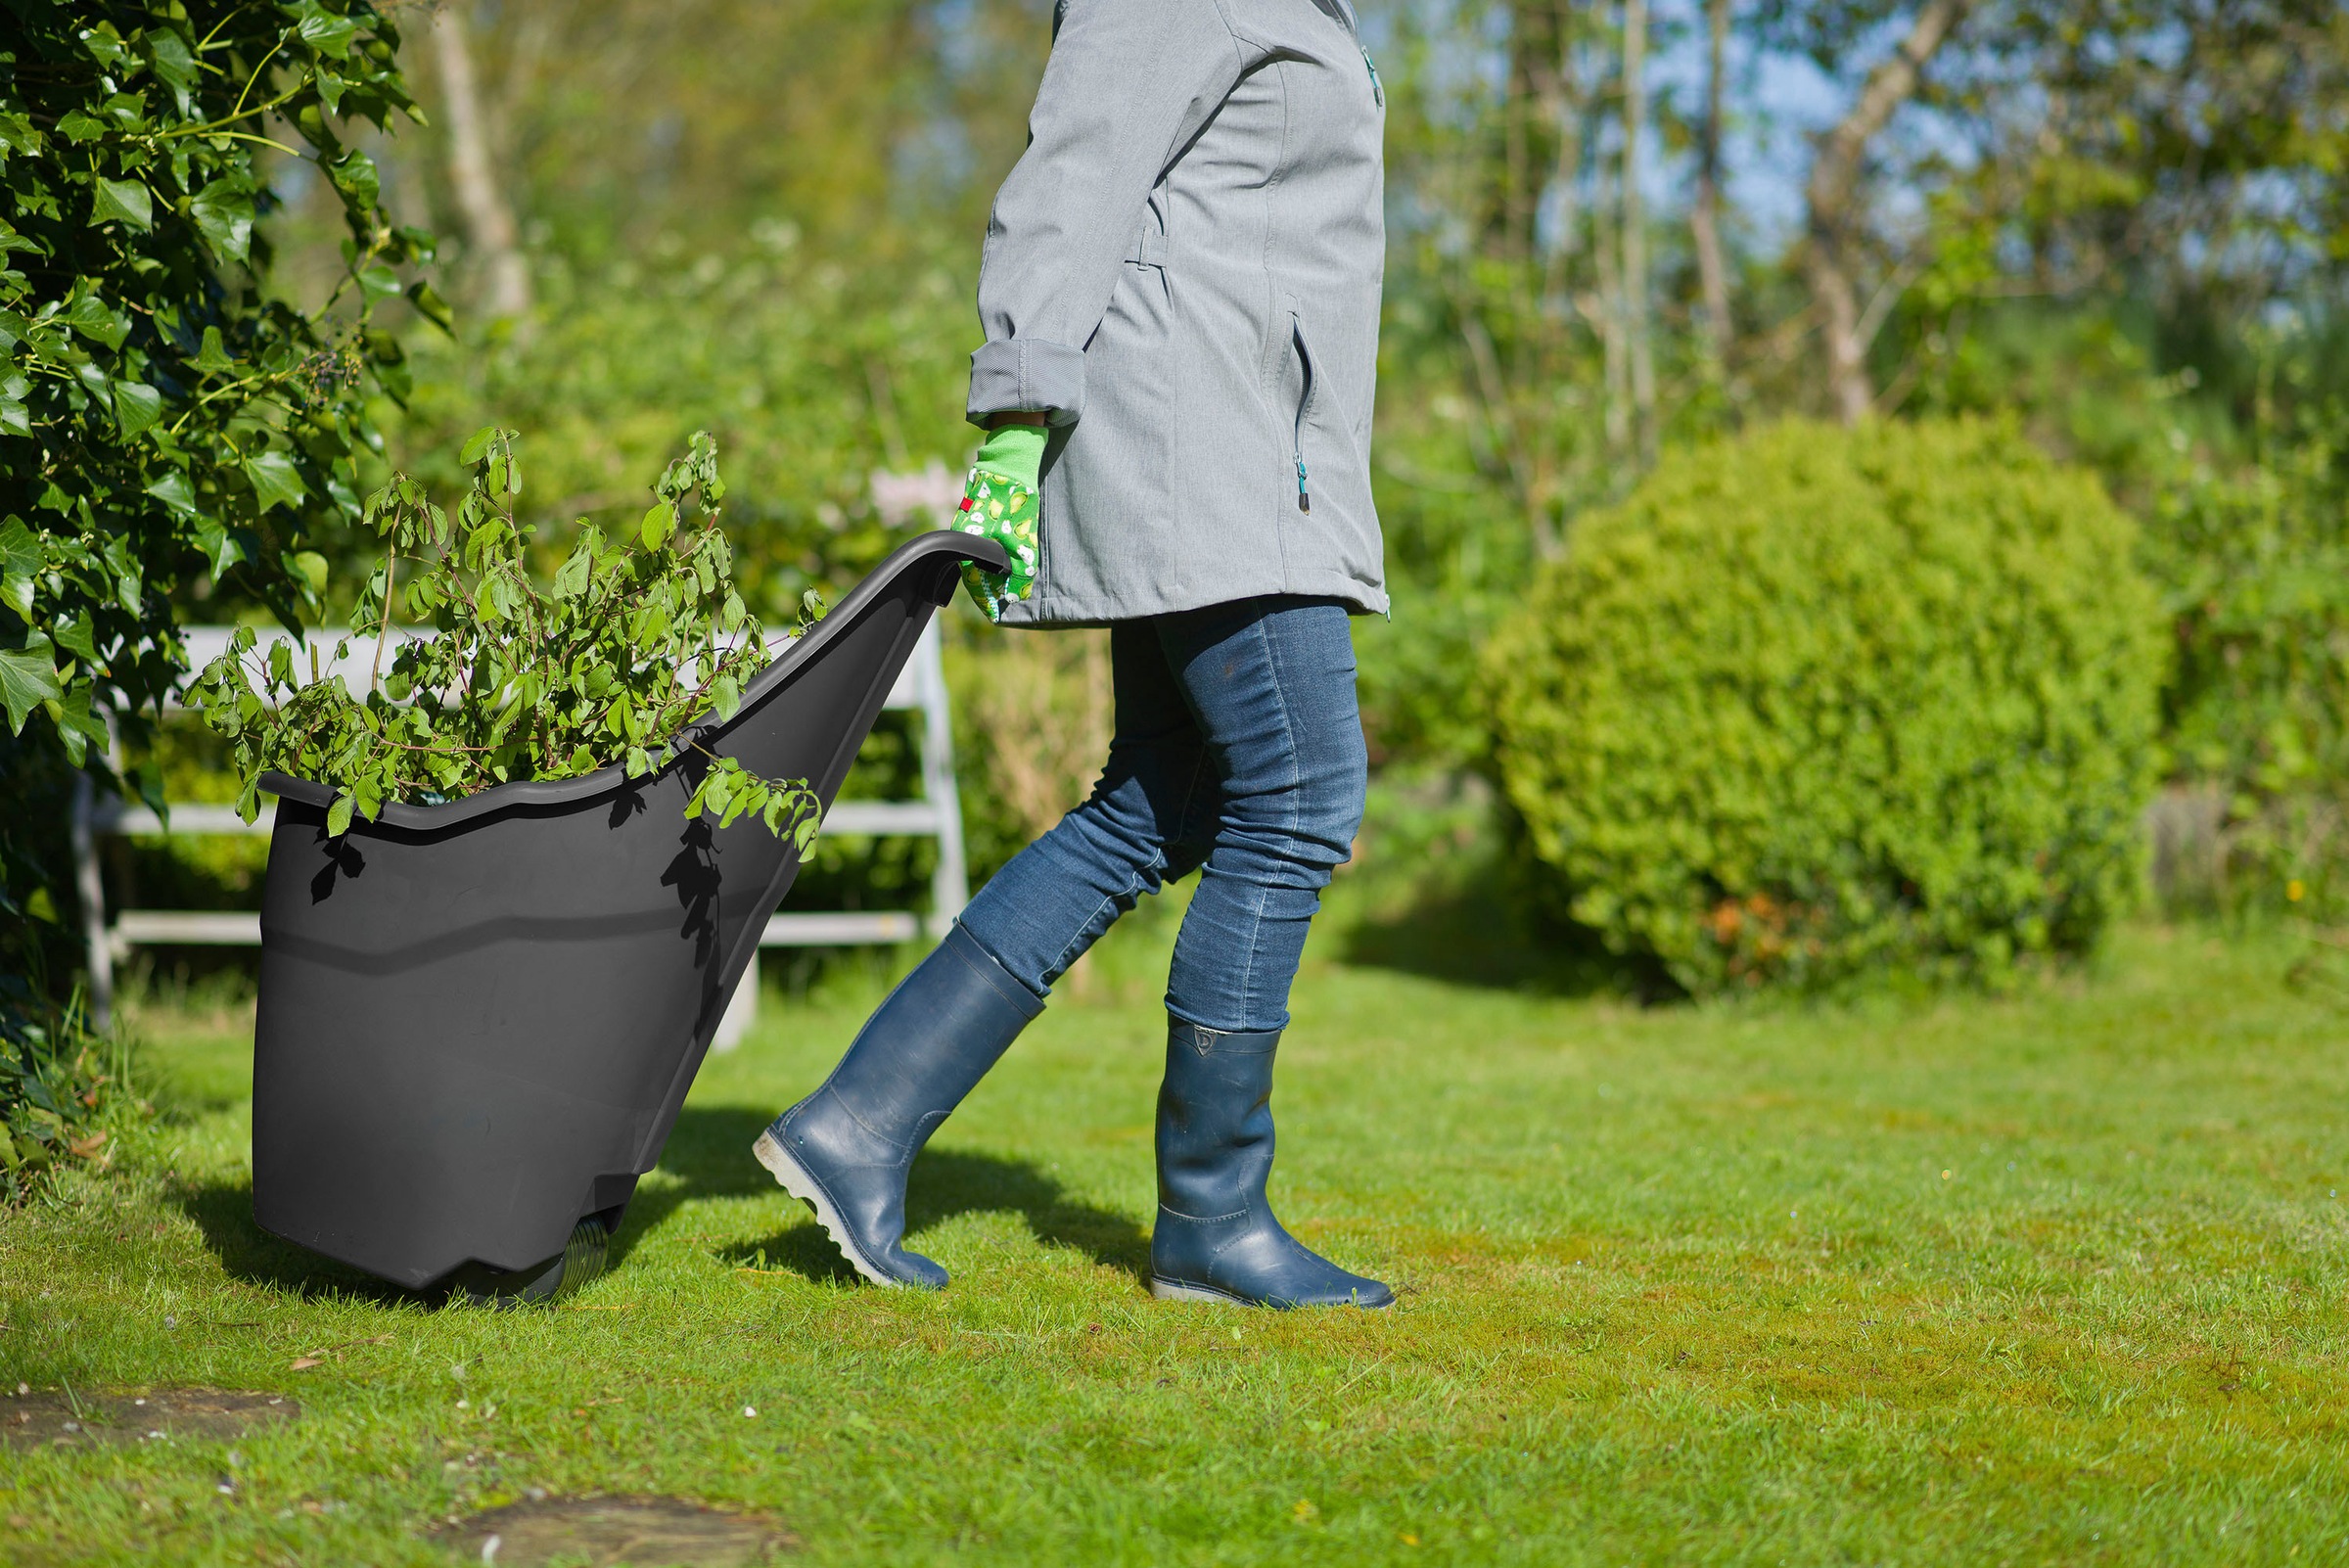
[4,919,2346,1564]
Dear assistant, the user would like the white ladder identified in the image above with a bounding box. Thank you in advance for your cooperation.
[71,622,970,1047]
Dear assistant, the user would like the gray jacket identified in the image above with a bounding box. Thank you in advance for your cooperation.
[968,0,1388,625]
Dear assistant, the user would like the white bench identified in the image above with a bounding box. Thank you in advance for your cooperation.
[71,622,970,1049]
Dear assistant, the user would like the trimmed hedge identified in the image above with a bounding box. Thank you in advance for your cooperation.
[1484,418,2163,995]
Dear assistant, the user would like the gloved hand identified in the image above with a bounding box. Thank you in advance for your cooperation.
[953,422,1044,623]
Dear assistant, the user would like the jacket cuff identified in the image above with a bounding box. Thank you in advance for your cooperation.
[967,338,1086,429]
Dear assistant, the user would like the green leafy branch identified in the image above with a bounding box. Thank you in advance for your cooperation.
[186,430,824,842]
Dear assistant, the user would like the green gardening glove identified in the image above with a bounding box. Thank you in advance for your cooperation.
[954,423,1044,623]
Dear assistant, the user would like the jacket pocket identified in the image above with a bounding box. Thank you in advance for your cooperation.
[1285,313,1317,515]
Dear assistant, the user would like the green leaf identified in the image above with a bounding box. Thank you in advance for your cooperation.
[299,7,362,59]
[147,469,198,517]
[51,613,97,664]
[78,21,129,69]
[357,264,402,304]
[327,793,354,838]
[93,177,152,231]
[0,517,37,623]
[142,27,200,109]
[112,379,161,439]
[57,111,107,144]
[47,685,108,767]
[190,175,255,262]
[327,149,380,213]
[459,426,499,465]
[293,552,330,598]
[64,292,129,350]
[195,326,233,374]
[243,450,308,514]
[552,546,592,600]
[640,501,675,550]
[0,636,63,734]
[406,280,455,334]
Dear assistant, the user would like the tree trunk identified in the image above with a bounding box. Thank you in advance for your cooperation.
[1690,0,1732,365]
[1804,0,1972,423]
[1621,0,1656,465]
[434,4,532,320]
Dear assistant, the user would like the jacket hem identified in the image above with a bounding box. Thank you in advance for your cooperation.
[997,570,1388,627]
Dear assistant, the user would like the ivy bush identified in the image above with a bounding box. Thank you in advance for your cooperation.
[188,430,822,843]
[1485,418,2165,996]
[2,0,436,762]
[2,0,434,1145]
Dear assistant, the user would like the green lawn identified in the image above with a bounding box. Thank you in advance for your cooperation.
[6,902,2349,1564]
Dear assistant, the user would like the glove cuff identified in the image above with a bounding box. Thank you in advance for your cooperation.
[972,423,1046,491]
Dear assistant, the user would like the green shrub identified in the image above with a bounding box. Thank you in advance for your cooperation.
[2139,416,2349,919]
[1484,418,2165,996]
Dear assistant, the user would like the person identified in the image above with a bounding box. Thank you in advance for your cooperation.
[754,0,1391,1310]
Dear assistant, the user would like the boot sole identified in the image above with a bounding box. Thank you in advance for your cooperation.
[751,1129,902,1290]
[1148,1275,1395,1311]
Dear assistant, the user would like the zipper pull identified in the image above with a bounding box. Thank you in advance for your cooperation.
[1295,455,1312,514]
[1361,46,1383,108]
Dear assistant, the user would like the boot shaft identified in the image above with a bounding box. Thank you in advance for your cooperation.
[821,922,1044,1150]
[1155,1020,1281,1219]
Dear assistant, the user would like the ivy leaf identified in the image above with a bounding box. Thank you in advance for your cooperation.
[64,292,129,350]
[141,27,200,112]
[0,634,63,734]
[57,111,107,144]
[243,450,308,513]
[93,177,152,231]
[0,372,25,439]
[78,22,130,70]
[298,7,362,60]
[52,612,98,664]
[0,516,38,622]
[112,379,162,439]
[190,175,256,261]
[46,685,109,768]
[327,149,380,212]
[147,469,198,517]
[195,325,234,374]
[193,519,246,577]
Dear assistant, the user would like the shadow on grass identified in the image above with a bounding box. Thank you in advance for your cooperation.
[1337,858,1677,1002]
[174,1180,420,1306]
[175,1105,1150,1300]
[665,1108,1152,1285]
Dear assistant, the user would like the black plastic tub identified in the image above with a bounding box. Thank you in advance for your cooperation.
[248,530,1005,1299]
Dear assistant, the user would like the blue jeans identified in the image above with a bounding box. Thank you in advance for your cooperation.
[957,597,1367,1035]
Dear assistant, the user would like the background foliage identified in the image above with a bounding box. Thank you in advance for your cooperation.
[18,0,2349,1016]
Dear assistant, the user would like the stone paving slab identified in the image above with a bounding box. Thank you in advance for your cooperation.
[0,1387,299,1451]
[438,1496,799,1566]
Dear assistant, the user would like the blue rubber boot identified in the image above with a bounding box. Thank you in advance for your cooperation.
[753,923,1042,1288]
[1149,1019,1394,1309]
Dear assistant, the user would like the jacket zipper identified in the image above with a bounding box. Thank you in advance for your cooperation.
[1291,318,1315,514]
[1360,46,1383,108]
